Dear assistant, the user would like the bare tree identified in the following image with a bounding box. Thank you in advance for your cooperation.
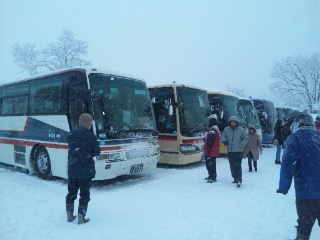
[12,30,91,75]
[12,43,40,75]
[270,53,320,112]
[226,84,247,97]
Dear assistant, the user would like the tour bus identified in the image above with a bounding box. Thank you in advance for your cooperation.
[0,67,159,180]
[237,97,262,140]
[252,98,277,144]
[206,89,245,154]
[148,84,210,165]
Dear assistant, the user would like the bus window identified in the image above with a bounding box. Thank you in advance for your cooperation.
[29,77,62,114]
[15,96,28,114]
[147,87,176,134]
[1,98,14,114]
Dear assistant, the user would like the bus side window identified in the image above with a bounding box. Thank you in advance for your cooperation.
[29,77,62,114]
[14,96,28,114]
[1,98,14,114]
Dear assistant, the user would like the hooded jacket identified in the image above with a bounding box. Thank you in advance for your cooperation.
[203,125,220,157]
[221,116,248,153]
[278,114,320,199]
[243,126,262,161]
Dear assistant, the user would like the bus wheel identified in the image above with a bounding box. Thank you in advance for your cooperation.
[34,146,52,180]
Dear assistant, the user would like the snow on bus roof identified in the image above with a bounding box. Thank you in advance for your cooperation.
[0,66,145,87]
[148,83,207,91]
[206,88,239,98]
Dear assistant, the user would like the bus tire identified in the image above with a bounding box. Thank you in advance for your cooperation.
[33,146,52,180]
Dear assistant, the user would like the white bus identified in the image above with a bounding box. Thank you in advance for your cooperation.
[148,84,210,165]
[237,97,262,140]
[0,67,159,180]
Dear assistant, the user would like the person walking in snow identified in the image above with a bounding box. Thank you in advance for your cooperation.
[315,115,320,132]
[66,113,100,224]
[277,113,320,240]
[273,119,284,164]
[282,117,292,148]
[221,116,248,187]
[203,114,220,183]
[243,125,262,172]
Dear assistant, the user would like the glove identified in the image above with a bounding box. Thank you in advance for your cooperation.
[277,189,287,195]
[222,141,228,146]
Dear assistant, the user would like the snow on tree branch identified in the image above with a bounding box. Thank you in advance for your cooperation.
[270,53,320,113]
[11,30,91,75]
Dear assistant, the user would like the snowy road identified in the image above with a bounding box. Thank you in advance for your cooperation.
[1,147,320,240]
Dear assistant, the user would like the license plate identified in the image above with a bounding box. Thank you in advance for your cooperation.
[130,163,143,174]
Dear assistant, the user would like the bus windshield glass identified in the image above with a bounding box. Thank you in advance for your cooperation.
[89,74,155,139]
[176,87,209,137]
[238,100,260,126]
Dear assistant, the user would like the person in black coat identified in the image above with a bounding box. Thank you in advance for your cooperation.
[65,113,100,224]
[273,120,284,164]
[282,118,292,147]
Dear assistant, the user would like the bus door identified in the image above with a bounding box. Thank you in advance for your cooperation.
[67,73,90,130]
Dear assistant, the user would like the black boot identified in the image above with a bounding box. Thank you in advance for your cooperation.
[78,206,90,224]
[66,204,76,222]
[275,160,281,164]
[295,231,310,240]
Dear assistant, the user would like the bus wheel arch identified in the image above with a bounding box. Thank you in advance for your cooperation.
[32,145,52,180]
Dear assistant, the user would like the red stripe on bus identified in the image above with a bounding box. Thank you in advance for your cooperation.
[182,139,204,144]
[158,136,178,141]
[0,138,68,149]
[100,146,122,151]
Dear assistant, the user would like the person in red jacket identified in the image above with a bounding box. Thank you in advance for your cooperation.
[203,114,220,183]
[315,114,320,132]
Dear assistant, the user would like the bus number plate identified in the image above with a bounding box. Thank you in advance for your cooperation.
[130,163,143,174]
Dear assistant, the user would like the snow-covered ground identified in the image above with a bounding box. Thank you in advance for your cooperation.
[1,146,320,240]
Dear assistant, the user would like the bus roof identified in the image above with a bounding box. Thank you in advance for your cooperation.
[206,88,239,98]
[148,83,207,91]
[0,66,144,87]
[238,97,253,104]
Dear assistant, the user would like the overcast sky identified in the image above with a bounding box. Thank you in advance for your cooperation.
[0,0,319,103]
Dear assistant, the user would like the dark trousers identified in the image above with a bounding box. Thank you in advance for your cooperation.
[247,151,257,171]
[66,178,92,214]
[296,198,320,236]
[227,152,243,183]
[205,157,217,180]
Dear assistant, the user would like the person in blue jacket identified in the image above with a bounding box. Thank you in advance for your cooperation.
[277,113,320,240]
[65,113,101,224]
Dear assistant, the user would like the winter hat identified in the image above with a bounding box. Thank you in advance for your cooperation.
[228,116,239,124]
[316,115,320,123]
[248,125,256,133]
[79,113,93,129]
[290,113,315,132]
[208,114,218,127]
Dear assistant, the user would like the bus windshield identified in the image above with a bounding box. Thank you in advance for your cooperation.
[221,95,239,122]
[89,74,156,139]
[238,100,260,126]
[176,87,209,137]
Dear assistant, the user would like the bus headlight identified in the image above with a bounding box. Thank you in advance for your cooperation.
[180,144,199,154]
[96,153,122,161]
